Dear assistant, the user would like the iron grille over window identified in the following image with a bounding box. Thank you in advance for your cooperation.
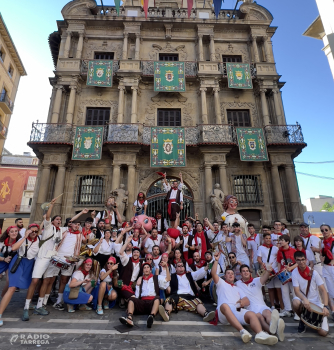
[222,55,242,63]
[75,175,106,205]
[232,175,263,206]
[227,110,250,127]
[159,54,179,61]
[157,109,181,126]
[94,52,114,60]
[85,108,110,125]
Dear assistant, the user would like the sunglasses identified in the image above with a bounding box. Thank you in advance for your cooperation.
[146,258,152,260]
[107,262,114,265]
[321,229,329,232]
[31,230,39,233]
[139,196,144,199]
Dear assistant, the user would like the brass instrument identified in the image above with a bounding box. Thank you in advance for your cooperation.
[80,238,99,257]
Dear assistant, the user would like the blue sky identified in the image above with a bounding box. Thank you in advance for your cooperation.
[1,0,333,206]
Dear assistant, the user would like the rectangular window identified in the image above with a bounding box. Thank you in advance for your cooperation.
[232,175,263,206]
[157,109,181,126]
[0,48,5,63]
[85,108,110,125]
[75,175,106,205]
[26,176,36,191]
[8,65,14,78]
[94,52,114,60]
[222,55,242,63]
[159,54,179,61]
[227,110,251,127]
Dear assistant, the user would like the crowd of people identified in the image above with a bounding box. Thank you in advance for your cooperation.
[0,176,333,345]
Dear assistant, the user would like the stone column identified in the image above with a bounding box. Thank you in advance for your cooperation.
[51,86,63,123]
[272,88,283,124]
[112,164,121,190]
[270,164,286,222]
[64,31,72,59]
[198,34,204,61]
[131,87,138,123]
[205,165,213,218]
[37,165,51,205]
[263,35,271,62]
[219,164,228,195]
[251,35,259,62]
[53,165,66,214]
[260,88,270,125]
[76,32,85,59]
[122,33,128,60]
[135,34,140,60]
[209,34,216,61]
[127,165,136,218]
[200,88,208,124]
[213,87,222,124]
[66,85,77,124]
[117,86,125,123]
[285,164,303,222]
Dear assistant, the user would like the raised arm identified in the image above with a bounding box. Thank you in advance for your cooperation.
[260,263,273,285]
[212,252,221,284]
[45,197,57,221]
[70,208,89,223]
[174,212,180,229]
[204,218,214,232]
[119,234,132,256]
[12,230,31,251]
[114,204,122,224]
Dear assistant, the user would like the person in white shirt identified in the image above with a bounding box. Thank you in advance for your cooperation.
[204,219,221,246]
[236,264,285,342]
[92,196,122,227]
[247,224,261,272]
[219,222,232,254]
[281,223,289,236]
[15,218,26,236]
[271,222,283,247]
[154,210,169,234]
[292,250,330,336]
[132,192,148,216]
[230,222,249,266]
[211,252,278,345]
[293,236,314,268]
[93,229,114,267]
[144,228,162,254]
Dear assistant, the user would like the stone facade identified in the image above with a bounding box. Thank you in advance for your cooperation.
[28,0,306,237]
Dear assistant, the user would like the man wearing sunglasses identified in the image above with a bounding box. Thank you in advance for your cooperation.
[227,252,242,281]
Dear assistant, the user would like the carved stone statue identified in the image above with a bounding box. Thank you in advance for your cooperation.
[110,184,128,222]
[210,183,225,221]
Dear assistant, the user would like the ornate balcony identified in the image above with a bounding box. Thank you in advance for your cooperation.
[0,119,7,139]
[219,62,257,78]
[0,93,14,114]
[29,123,74,144]
[142,61,197,77]
[106,123,141,143]
[199,124,236,144]
[264,124,305,144]
[80,60,119,76]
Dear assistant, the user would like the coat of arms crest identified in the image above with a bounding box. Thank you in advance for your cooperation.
[84,136,93,150]
[165,70,174,82]
[248,138,256,151]
[96,68,104,78]
[163,139,173,155]
[235,70,243,80]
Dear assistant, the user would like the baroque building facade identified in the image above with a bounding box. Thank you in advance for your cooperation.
[28,0,306,236]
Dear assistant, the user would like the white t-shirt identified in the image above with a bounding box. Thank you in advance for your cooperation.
[69,270,93,284]
[175,267,206,295]
[219,233,232,253]
[145,236,162,253]
[247,235,261,264]
[133,200,148,214]
[236,277,266,307]
[99,268,113,283]
[93,239,114,255]
[215,278,245,307]
[57,232,80,257]
[271,233,282,247]
[207,230,222,245]
[257,245,279,273]
[152,255,162,267]
[302,235,321,264]
[17,237,40,260]
[233,235,249,265]
[292,269,324,308]
[95,211,116,226]
[38,219,65,259]
[282,229,289,235]
[163,182,183,202]
[135,275,169,298]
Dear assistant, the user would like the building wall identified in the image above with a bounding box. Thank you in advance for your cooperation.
[305,195,334,211]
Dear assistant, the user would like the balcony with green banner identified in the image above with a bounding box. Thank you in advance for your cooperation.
[226,63,253,89]
[154,62,186,92]
[86,60,113,87]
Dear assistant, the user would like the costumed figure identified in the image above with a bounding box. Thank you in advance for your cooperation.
[210,184,225,222]
[93,195,123,228]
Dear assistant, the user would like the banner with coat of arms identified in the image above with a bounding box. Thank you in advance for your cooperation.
[150,127,186,167]
[236,127,269,162]
[72,126,104,160]
[226,63,253,89]
[154,62,186,92]
[86,60,113,87]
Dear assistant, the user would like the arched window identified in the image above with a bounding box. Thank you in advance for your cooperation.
[76,175,105,205]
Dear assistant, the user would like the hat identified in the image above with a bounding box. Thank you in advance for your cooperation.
[232,222,240,227]
[299,222,309,227]
[142,262,152,270]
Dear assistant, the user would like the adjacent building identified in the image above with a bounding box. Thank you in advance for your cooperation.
[28,0,306,236]
[305,195,334,212]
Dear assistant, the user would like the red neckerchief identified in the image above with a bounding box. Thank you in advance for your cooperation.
[177,272,186,276]
[173,258,182,266]
[182,233,189,238]
[247,234,257,241]
[297,248,307,256]
[54,226,60,232]
[27,236,38,243]
[274,232,282,236]
[195,259,206,268]
[138,199,145,205]
[132,237,139,241]
[153,255,160,260]
[225,280,235,287]
[194,231,207,259]
[213,231,219,235]
[302,233,312,238]
[323,236,334,260]
[172,186,178,191]
[131,257,140,264]
[143,273,153,281]
[151,236,159,242]
[298,266,312,281]
[69,229,81,235]
[4,238,16,247]
[82,228,91,237]
[242,276,254,285]
[263,243,273,248]
[80,269,89,276]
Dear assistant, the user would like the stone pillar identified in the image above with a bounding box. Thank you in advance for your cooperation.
[260,88,270,125]
[112,164,121,190]
[263,35,271,62]
[76,32,85,59]
[53,165,66,214]
[270,164,286,222]
[272,88,283,124]
[251,35,259,62]
[285,164,303,222]
[37,165,51,205]
[205,165,213,218]
[219,164,228,195]
[209,34,216,61]
[58,35,67,58]
[117,86,125,123]
[131,87,138,123]
[135,34,140,60]
[213,88,222,124]
[122,33,128,60]
[64,31,72,59]
[127,165,136,218]
[66,85,77,124]
[51,86,63,123]
[198,34,204,61]
[200,88,208,124]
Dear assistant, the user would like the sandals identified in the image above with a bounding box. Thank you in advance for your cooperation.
[78,304,92,311]
[119,313,134,327]
[158,305,170,322]
[96,305,103,315]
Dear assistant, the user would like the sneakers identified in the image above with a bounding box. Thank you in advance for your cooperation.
[279,309,292,317]
[298,320,306,334]
[22,309,29,321]
[96,305,103,315]
[0,319,3,327]
[269,309,279,334]
[147,314,154,328]
[255,331,278,345]
[103,299,109,310]
[203,311,216,322]
[33,306,49,316]
[158,305,169,322]
[79,304,92,311]
[271,306,276,310]
[240,329,252,343]
[67,305,75,313]
[276,318,285,342]
[53,303,64,311]
[294,313,300,321]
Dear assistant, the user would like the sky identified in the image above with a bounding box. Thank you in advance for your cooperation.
[1,0,333,206]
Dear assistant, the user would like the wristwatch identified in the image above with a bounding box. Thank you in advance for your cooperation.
[324,305,330,311]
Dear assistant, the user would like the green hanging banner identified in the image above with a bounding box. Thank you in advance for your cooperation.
[86,60,113,87]
[150,127,186,167]
[114,0,120,15]
[154,62,186,92]
[226,63,253,89]
[72,126,104,160]
[236,127,269,162]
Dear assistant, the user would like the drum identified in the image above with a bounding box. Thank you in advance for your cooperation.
[276,269,292,285]
[300,302,324,330]
[50,256,72,270]
[256,269,276,285]
[209,273,225,303]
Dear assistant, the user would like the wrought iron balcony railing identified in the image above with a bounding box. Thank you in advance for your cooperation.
[106,123,141,143]
[199,124,237,144]
[29,123,74,143]
[0,93,14,113]
[0,119,8,139]
[142,61,197,77]
[80,60,120,76]
[14,205,31,213]
[219,62,257,78]
[264,124,305,144]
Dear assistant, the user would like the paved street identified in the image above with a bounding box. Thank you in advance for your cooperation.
[0,283,333,350]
